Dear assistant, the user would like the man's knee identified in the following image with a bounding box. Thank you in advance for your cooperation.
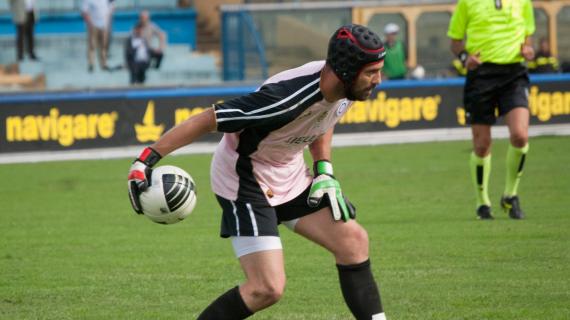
[473,136,492,156]
[335,225,369,264]
[249,279,286,306]
[472,128,492,156]
[474,145,491,157]
[510,131,528,148]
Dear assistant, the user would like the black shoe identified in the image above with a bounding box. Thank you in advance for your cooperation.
[88,65,94,73]
[501,196,525,219]
[476,205,493,220]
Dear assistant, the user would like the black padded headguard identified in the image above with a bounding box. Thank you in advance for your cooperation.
[326,24,386,88]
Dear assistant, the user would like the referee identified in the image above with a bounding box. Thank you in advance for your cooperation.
[447,0,535,220]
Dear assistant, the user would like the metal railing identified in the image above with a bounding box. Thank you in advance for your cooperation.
[220,0,570,81]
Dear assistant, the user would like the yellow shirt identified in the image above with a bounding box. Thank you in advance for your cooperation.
[447,0,535,64]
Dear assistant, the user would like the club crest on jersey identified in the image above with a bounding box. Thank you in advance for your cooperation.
[336,101,349,116]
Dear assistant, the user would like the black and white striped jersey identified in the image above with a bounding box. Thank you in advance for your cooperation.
[211,60,352,206]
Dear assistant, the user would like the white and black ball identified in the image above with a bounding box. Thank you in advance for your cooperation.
[139,165,197,224]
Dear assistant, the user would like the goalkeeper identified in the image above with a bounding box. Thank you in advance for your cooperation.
[128,24,387,320]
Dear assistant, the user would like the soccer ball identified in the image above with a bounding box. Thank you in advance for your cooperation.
[139,165,197,224]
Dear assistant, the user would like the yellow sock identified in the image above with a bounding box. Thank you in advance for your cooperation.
[470,152,491,207]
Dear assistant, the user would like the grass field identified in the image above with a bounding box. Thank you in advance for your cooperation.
[1,136,569,320]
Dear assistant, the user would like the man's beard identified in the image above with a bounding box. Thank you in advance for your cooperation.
[345,84,374,101]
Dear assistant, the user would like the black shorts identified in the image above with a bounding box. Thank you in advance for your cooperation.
[464,62,529,125]
[216,185,329,238]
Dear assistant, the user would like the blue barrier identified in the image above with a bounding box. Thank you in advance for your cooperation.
[0,9,197,47]
[1,73,569,105]
[1,73,569,155]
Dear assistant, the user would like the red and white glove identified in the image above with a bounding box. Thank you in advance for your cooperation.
[127,147,162,214]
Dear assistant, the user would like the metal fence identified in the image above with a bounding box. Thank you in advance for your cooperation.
[220,0,570,81]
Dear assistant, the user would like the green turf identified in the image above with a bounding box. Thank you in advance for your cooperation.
[1,136,569,319]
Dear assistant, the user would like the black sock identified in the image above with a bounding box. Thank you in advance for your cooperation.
[197,286,253,320]
[337,259,384,320]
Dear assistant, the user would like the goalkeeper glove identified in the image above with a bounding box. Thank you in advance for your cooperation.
[307,160,356,222]
[127,147,161,214]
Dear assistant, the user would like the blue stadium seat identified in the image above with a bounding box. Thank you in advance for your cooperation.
[113,0,138,10]
[136,0,179,9]
[36,0,76,12]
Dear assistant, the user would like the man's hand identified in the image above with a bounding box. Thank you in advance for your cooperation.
[128,147,162,214]
[521,43,535,61]
[307,160,356,222]
[465,52,482,71]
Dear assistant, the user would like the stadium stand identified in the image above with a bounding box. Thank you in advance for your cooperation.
[0,0,222,90]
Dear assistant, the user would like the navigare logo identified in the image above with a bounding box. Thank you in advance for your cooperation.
[5,107,118,147]
[135,101,164,142]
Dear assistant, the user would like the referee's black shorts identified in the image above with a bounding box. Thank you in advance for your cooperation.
[464,62,530,125]
[216,185,329,238]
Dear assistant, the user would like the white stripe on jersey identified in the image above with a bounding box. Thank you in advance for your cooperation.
[216,88,321,123]
[230,200,240,236]
[245,203,259,236]
[215,77,320,116]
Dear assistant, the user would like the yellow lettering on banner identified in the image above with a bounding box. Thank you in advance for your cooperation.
[456,108,466,125]
[51,108,59,139]
[538,93,551,121]
[528,86,570,122]
[6,117,21,141]
[341,91,442,128]
[413,98,423,120]
[400,98,412,122]
[343,103,356,123]
[135,101,164,142]
[58,115,73,146]
[98,113,117,139]
[368,99,380,122]
[74,115,88,140]
[355,103,367,123]
[386,99,400,128]
[174,107,206,125]
[423,96,440,121]
[551,92,563,115]
[23,116,38,141]
[37,113,51,141]
[88,114,99,139]
[174,108,191,124]
[5,107,118,146]
[376,91,387,122]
